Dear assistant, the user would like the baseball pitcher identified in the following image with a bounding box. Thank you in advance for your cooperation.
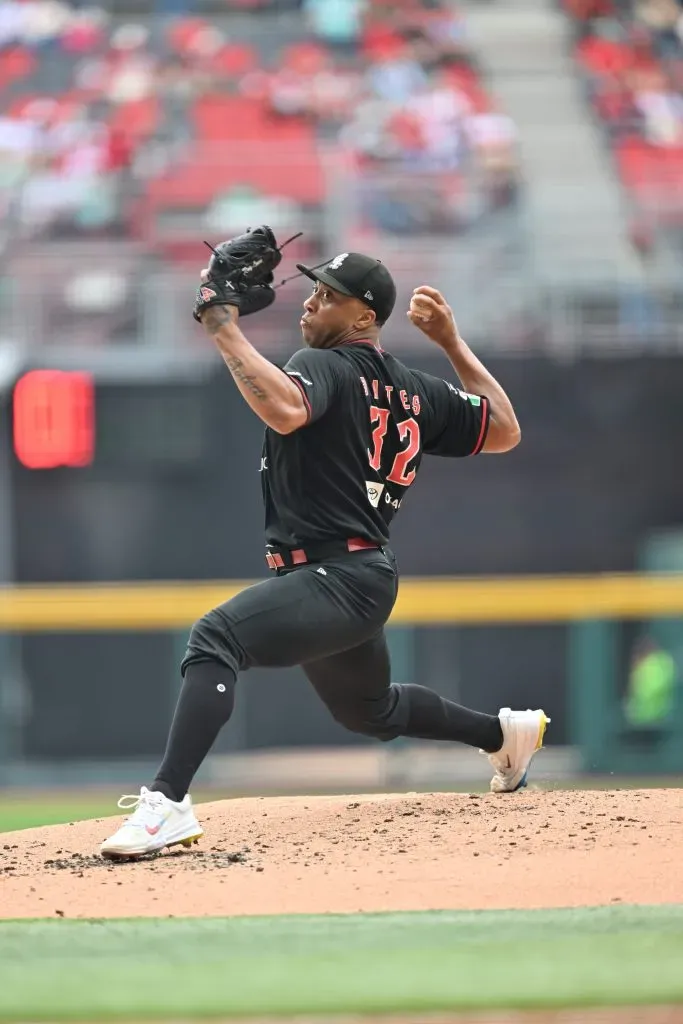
[101,227,550,858]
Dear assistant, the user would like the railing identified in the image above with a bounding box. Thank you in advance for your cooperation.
[4,264,683,358]
[2,146,683,357]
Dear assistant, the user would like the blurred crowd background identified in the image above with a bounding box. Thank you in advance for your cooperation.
[0,0,681,350]
[0,0,517,240]
[0,0,682,786]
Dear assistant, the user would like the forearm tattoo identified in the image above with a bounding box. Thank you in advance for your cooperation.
[201,305,267,400]
[202,305,235,334]
[225,355,268,400]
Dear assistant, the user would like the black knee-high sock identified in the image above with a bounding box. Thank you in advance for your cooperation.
[151,660,236,802]
[401,684,503,751]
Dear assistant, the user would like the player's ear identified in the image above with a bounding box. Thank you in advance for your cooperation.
[356,307,377,330]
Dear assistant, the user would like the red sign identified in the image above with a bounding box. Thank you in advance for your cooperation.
[13,370,95,469]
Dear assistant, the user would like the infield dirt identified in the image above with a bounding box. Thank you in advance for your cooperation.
[2,789,681,918]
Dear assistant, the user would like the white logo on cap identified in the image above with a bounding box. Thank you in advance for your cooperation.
[328,253,349,270]
[365,291,373,300]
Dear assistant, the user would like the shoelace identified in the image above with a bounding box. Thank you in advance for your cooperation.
[117,789,166,826]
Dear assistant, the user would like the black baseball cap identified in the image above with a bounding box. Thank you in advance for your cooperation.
[296,252,397,325]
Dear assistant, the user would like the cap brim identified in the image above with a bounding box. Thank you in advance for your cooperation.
[296,264,355,298]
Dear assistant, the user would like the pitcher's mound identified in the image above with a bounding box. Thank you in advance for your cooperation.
[2,789,681,919]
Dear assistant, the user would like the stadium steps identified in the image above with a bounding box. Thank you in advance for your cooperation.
[464,0,641,285]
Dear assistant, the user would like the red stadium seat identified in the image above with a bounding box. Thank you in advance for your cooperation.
[6,93,90,122]
[660,146,683,197]
[615,140,683,209]
[108,97,160,142]
[441,64,481,91]
[212,43,259,78]
[562,0,615,19]
[615,138,655,188]
[280,43,329,75]
[167,17,211,56]
[147,139,325,208]
[576,36,633,78]
[192,95,268,140]
[193,94,315,144]
[6,95,42,119]
[362,23,404,62]
[0,47,36,90]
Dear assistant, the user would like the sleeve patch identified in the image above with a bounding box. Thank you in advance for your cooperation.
[444,380,481,406]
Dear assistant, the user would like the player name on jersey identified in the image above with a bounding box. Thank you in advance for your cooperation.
[359,377,421,417]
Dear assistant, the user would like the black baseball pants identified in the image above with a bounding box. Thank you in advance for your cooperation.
[152,548,503,802]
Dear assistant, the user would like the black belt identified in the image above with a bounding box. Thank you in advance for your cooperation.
[266,536,381,571]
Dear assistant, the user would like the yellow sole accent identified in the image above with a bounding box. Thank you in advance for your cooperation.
[177,834,202,849]
[535,713,551,751]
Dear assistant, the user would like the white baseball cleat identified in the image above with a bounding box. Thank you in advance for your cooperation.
[486,708,550,793]
[100,786,203,860]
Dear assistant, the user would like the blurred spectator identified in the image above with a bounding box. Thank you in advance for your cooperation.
[464,107,519,205]
[400,1,472,68]
[302,0,365,59]
[206,184,299,235]
[564,0,614,30]
[634,0,683,59]
[403,71,471,168]
[0,0,519,256]
[267,49,359,127]
[0,3,23,48]
[594,78,625,136]
[106,25,156,104]
[632,68,683,144]
[0,97,130,238]
[358,173,465,234]
[61,9,107,55]
[567,0,683,255]
[369,43,429,102]
[156,56,197,136]
[0,0,72,48]
[624,635,677,726]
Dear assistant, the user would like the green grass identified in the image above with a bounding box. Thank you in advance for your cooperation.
[0,791,225,833]
[0,796,118,832]
[1,906,682,1020]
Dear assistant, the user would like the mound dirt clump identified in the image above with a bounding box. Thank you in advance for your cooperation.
[2,789,681,919]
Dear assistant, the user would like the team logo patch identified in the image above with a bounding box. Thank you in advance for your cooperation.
[328,253,349,270]
[366,481,384,508]
[199,287,216,302]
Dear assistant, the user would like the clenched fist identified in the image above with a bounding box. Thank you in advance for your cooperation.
[407,286,459,349]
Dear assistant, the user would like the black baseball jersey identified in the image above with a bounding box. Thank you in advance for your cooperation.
[261,340,490,547]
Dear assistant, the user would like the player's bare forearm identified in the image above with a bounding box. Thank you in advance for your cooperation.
[201,306,307,434]
[441,334,520,452]
[408,286,520,453]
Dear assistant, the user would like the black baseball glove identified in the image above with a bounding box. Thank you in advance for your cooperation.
[193,225,282,323]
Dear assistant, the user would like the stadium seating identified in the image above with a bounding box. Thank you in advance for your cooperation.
[564,0,683,243]
[0,0,510,259]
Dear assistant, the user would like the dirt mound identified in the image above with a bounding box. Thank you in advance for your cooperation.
[2,789,682,919]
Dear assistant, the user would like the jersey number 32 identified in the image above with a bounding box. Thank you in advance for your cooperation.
[368,405,420,487]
